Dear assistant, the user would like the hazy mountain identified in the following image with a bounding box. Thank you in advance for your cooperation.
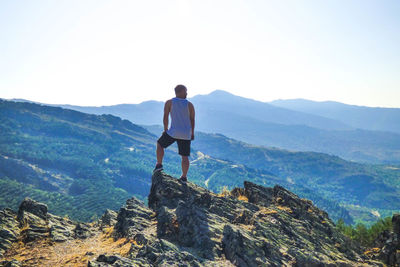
[270,98,400,134]
[191,90,352,130]
[50,91,351,131]
[6,93,400,164]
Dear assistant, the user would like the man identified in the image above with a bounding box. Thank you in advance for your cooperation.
[153,84,195,182]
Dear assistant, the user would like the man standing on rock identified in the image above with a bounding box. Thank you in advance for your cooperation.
[153,84,195,182]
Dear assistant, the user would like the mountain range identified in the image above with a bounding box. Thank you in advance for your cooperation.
[270,98,400,134]
[11,90,400,164]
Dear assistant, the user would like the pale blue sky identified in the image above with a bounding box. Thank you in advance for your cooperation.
[1,0,399,107]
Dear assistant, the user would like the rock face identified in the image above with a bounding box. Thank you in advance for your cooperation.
[148,172,384,266]
[367,214,400,267]
[99,209,117,229]
[114,197,154,239]
[91,171,384,266]
[0,197,96,258]
[1,174,390,266]
[0,209,19,257]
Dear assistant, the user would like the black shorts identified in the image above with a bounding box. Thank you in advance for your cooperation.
[157,132,191,156]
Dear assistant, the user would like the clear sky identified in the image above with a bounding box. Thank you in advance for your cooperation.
[0,0,399,107]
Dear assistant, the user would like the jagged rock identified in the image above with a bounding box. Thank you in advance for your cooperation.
[114,197,154,239]
[0,209,19,257]
[134,238,204,267]
[48,213,77,242]
[0,259,21,267]
[366,214,400,266]
[17,198,48,221]
[87,254,136,267]
[16,198,92,243]
[0,173,390,266]
[392,213,400,234]
[17,198,50,242]
[74,223,94,239]
[147,171,382,266]
[373,229,392,248]
[222,223,276,266]
[99,209,117,228]
[1,197,94,254]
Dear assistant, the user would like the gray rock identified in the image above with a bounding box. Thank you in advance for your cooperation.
[100,209,117,228]
[87,254,136,267]
[147,171,379,266]
[17,197,48,221]
[135,238,203,267]
[0,259,22,267]
[1,172,389,266]
[48,213,77,242]
[0,209,19,257]
[392,213,400,234]
[74,223,94,239]
[114,197,154,239]
[17,198,50,242]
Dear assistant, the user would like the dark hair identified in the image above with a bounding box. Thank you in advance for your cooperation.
[174,84,187,94]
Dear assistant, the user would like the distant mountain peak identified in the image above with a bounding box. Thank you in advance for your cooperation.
[208,89,235,96]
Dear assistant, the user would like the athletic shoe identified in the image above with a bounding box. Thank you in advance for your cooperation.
[153,163,163,174]
[179,176,187,182]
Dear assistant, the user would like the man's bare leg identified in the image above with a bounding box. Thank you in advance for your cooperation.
[181,156,189,178]
[156,142,164,165]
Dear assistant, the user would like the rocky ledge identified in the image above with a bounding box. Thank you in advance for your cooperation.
[93,171,383,266]
[0,198,94,256]
[2,171,397,266]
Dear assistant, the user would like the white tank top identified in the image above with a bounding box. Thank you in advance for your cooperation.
[166,97,192,140]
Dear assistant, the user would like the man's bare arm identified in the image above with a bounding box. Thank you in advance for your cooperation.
[189,102,195,140]
[163,100,171,132]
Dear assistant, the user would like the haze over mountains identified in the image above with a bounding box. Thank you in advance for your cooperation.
[271,98,400,134]
[11,90,400,164]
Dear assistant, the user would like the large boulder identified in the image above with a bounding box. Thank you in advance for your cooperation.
[17,198,50,242]
[16,198,83,243]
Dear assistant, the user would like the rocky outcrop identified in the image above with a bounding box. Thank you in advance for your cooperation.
[0,197,97,258]
[148,172,384,266]
[17,197,95,243]
[91,171,386,266]
[114,197,154,239]
[366,214,400,267]
[1,174,390,266]
[0,259,21,267]
[88,254,136,267]
[99,209,117,229]
[0,209,19,257]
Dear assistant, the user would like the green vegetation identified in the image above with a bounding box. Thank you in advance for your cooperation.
[0,100,154,221]
[336,217,392,247]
